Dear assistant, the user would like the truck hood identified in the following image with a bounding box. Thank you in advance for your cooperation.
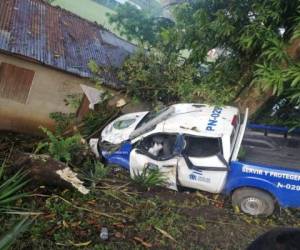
[101,111,148,144]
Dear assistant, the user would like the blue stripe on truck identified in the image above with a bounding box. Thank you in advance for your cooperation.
[248,123,300,134]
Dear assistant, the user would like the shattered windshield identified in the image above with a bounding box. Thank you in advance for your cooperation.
[135,107,168,130]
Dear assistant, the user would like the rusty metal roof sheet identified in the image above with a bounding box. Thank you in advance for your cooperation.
[0,0,136,88]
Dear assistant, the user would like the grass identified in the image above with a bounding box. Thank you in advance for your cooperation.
[0,154,33,249]
[0,217,32,250]
[8,180,300,249]
[51,0,119,35]
[2,132,300,249]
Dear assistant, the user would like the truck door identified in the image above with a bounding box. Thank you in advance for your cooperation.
[231,108,249,161]
[129,133,180,190]
[177,135,229,193]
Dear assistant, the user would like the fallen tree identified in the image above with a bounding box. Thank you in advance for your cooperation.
[11,152,89,194]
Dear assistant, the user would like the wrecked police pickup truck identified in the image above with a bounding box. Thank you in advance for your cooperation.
[90,103,300,216]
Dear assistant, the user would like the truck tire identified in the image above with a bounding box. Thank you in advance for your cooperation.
[232,188,275,216]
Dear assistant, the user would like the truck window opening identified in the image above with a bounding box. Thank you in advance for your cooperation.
[183,136,221,157]
[138,134,177,159]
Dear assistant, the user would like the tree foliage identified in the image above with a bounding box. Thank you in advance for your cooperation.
[108,3,174,46]
[108,0,300,110]
[173,0,300,103]
[118,49,198,104]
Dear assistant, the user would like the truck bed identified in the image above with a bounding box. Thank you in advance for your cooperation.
[241,129,300,170]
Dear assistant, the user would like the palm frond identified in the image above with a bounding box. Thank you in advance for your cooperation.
[0,217,32,250]
[0,167,29,208]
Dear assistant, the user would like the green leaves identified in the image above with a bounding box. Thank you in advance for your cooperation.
[261,37,288,63]
[132,167,167,189]
[108,0,300,110]
[49,112,76,135]
[118,48,198,104]
[255,63,300,99]
[39,127,83,163]
[286,64,300,87]
[0,166,31,249]
[107,3,172,47]
[0,164,28,210]
[87,60,100,74]
[254,64,285,95]
[291,22,300,40]
[0,217,32,250]
[171,0,300,107]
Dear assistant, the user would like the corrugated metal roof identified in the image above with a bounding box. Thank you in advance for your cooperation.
[0,0,136,88]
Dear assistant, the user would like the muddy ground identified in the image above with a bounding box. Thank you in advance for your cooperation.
[1,132,300,250]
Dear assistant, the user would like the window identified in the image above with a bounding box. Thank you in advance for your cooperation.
[135,107,168,129]
[137,133,177,159]
[0,63,35,104]
[113,119,136,129]
[183,136,221,157]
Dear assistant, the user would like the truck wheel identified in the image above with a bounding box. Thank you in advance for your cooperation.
[232,188,275,216]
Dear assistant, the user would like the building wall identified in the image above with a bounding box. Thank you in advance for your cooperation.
[0,53,86,134]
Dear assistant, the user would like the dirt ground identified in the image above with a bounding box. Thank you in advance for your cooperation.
[1,132,300,250]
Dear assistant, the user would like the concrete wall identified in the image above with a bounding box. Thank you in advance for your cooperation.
[0,53,86,134]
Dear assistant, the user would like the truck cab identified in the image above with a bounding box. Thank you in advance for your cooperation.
[129,104,243,192]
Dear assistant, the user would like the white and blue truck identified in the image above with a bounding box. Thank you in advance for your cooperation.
[90,103,300,216]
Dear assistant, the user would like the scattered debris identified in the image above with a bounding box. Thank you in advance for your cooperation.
[80,84,104,110]
[56,167,89,195]
[100,227,109,240]
[68,240,92,247]
[154,226,177,243]
[114,232,125,239]
[133,236,153,248]
[116,98,127,108]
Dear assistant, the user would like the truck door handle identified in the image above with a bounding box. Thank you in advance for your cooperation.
[192,166,228,171]
[162,165,175,168]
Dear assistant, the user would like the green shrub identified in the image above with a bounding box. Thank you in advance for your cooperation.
[38,127,83,163]
[80,103,117,137]
[49,112,76,135]
[93,161,110,180]
[132,167,167,189]
[82,159,110,185]
[64,94,83,110]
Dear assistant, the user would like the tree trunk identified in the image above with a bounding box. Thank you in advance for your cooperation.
[234,84,273,116]
[11,152,89,194]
